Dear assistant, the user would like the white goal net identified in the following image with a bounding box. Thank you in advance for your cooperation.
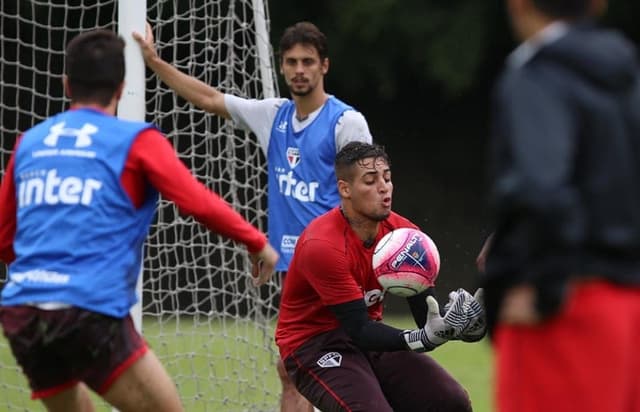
[0,1,281,411]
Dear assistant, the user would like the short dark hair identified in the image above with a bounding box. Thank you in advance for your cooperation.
[65,29,125,106]
[278,21,328,62]
[532,0,591,18]
[335,142,390,182]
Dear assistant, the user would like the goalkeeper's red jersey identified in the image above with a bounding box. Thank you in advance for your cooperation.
[275,207,417,359]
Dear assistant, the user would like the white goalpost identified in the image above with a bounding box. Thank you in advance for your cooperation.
[118,0,148,335]
[0,1,281,411]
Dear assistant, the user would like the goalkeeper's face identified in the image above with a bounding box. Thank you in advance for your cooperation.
[340,156,393,222]
[280,43,328,97]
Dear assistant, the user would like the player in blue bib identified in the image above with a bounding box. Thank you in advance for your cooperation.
[0,29,278,412]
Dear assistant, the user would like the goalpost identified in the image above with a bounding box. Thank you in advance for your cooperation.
[0,1,281,411]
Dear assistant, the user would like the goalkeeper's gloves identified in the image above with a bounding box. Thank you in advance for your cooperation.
[402,296,468,352]
[444,288,487,342]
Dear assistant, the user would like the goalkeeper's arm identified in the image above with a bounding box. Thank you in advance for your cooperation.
[329,297,457,353]
[329,299,409,351]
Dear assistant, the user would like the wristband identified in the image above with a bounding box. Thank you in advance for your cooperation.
[402,329,429,352]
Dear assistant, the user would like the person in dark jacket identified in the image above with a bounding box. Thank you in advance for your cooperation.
[482,0,640,411]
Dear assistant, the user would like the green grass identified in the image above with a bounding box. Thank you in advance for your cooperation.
[387,315,494,412]
[430,340,493,412]
[0,317,493,412]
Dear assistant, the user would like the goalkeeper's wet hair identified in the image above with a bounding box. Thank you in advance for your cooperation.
[65,29,125,106]
[278,21,328,62]
[335,142,390,182]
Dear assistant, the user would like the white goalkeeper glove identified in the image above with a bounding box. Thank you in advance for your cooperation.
[402,296,468,352]
[444,288,486,342]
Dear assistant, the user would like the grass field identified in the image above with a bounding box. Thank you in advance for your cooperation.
[0,316,493,411]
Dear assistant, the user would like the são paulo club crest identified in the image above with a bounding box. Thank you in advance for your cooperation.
[317,352,342,368]
[286,147,301,168]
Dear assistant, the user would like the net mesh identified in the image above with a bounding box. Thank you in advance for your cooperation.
[0,1,281,410]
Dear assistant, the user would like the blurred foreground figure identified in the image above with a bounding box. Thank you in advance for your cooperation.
[482,0,640,411]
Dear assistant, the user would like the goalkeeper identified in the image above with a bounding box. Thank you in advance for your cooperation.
[0,29,278,412]
[275,142,485,411]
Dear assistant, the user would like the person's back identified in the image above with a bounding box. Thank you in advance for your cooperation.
[4,108,157,315]
[532,23,640,264]
[483,1,640,411]
[486,20,640,315]
[0,29,277,412]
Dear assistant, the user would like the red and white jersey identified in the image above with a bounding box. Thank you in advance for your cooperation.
[275,207,417,358]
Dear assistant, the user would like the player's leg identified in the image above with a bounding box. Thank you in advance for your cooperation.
[273,271,315,412]
[101,349,183,412]
[74,312,183,412]
[40,383,95,412]
[284,329,394,412]
[495,280,639,412]
[277,357,315,412]
[370,350,472,412]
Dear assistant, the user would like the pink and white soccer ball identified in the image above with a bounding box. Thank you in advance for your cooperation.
[372,228,440,297]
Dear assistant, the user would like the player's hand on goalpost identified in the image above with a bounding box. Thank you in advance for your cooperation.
[249,243,279,287]
[132,22,158,64]
[444,288,487,342]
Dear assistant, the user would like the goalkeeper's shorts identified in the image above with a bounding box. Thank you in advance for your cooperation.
[0,305,148,400]
[283,328,471,412]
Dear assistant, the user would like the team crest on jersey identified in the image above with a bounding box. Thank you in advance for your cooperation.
[317,352,342,368]
[286,147,301,168]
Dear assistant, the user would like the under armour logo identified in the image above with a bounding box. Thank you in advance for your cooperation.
[276,120,288,132]
[43,122,97,148]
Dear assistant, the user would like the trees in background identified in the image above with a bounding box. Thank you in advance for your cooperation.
[269,0,640,111]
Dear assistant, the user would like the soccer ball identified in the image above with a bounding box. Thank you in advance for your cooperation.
[372,228,440,297]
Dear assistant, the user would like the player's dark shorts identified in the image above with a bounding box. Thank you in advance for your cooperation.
[0,305,148,399]
[283,328,472,412]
